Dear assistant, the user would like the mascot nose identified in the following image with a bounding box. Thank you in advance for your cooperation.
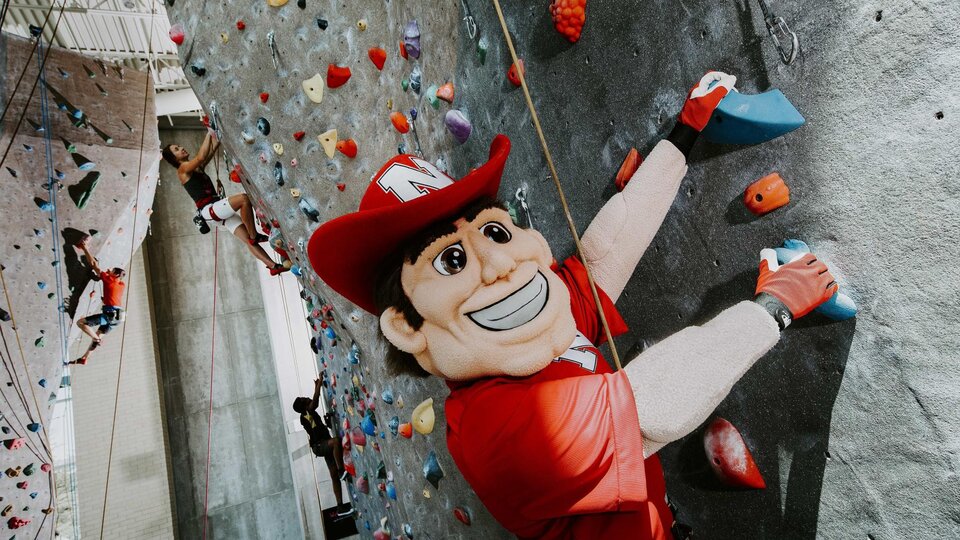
[474,238,517,285]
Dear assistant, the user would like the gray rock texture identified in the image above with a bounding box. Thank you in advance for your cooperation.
[0,32,159,538]
[164,0,960,538]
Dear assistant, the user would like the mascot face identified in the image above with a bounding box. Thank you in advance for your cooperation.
[380,207,577,381]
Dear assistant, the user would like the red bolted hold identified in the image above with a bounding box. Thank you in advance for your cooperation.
[508,60,525,87]
[259,92,269,103]
[615,148,643,191]
[703,417,766,489]
[293,131,306,142]
[550,0,588,43]
[368,47,387,70]
[236,20,246,31]
[336,139,358,158]
[327,64,352,88]
[743,172,790,216]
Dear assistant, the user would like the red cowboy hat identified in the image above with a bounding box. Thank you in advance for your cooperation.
[307,135,511,314]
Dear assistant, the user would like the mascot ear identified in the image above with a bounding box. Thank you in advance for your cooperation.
[379,307,427,355]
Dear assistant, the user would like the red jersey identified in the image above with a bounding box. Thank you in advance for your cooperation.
[445,257,672,540]
[100,271,125,308]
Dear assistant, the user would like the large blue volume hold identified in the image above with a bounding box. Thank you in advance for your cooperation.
[702,89,805,145]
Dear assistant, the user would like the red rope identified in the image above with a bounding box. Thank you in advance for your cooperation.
[201,228,219,540]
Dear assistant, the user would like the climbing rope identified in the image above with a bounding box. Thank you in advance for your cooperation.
[489,0,623,371]
[201,228,220,540]
[277,273,325,513]
[98,4,157,537]
[0,0,60,127]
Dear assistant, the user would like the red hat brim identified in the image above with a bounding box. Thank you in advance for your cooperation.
[307,135,511,314]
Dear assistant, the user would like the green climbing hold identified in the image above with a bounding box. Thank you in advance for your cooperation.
[68,172,101,209]
[23,464,35,476]
[426,85,440,109]
[401,78,409,92]
[34,336,45,348]
[477,38,488,64]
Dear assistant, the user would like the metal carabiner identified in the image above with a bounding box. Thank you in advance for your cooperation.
[515,186,533,228]
[267,31,281,70]
[757,0,799,65]
[460,0,478,40]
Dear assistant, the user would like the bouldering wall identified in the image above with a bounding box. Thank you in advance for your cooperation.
[165,1,959,539]
[0,32,159,538]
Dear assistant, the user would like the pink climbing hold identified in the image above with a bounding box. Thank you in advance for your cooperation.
[16,481,27,489]
[169,24,185,46]
[703,417,766,489]
[41,463,51,473]
[7,516,30,529]
[351,426,366,447]
[3,438,24,450]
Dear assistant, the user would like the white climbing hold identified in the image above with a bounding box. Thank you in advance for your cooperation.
[318,129,338,158]
[302,74,325,104]
[273,143,284,156]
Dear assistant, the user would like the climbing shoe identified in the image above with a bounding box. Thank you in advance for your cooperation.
[249,234,268,246]
[269,263,290,276]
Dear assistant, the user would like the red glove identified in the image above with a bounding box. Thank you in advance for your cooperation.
[755,250,838,319]
[679,71,737,131]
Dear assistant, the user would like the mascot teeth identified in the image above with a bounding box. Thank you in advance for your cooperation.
[468,272,549,331]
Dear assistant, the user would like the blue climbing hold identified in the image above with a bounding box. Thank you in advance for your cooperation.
[38,379,47,388]
[30,492,38,499]
[386,481,397,500]
[37,282,47,290]
[774,239,857,321]
[422,450,444,488]
[403,523,414,539]
[388,416,399,436]
[27,423,40,432]
[324,326,336,340]
[361,413,376,436]
[702,89,805,145]
[291,265,302,277]
[348,343,360,365]
[381,388,394,404]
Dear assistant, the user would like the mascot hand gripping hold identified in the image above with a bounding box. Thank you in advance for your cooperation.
[307,71,838,540]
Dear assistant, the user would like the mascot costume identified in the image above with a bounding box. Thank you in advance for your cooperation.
[307,71,838,540]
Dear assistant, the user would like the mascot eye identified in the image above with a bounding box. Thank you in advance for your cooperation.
[480,222,511,244]
[432,243,467,276]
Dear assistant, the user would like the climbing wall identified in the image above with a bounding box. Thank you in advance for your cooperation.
[165,0,960,539]
[0,32,159,538]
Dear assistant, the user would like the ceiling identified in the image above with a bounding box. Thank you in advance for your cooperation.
[2,0,197,114]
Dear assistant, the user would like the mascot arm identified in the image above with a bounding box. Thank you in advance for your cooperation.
[623,300,780,457]
[580,140,688,303]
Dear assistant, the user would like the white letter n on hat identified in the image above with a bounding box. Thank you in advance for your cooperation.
[376,157,454,203]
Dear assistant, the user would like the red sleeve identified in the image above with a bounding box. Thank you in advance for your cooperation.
[450,371,647,536]
[553,256,628,345]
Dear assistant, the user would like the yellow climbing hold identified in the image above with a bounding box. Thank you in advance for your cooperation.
[273,143,284,156]
[220,33,229,44]
[386,98,393,110]
[357,19,368,31]
[412,397,435,435]
[290,188,301,198]
[266,0,288,6]
[301,74,325,104]
[318,129,338,158]
[422,489,431,498]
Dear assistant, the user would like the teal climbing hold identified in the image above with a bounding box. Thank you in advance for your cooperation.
[774,239,857,321]
[27,423,40,432]
[68,172,101,209]
[422,451,444,488]
[701,89,805,145]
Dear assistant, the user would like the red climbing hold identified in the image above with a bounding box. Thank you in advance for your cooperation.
[398,40,408,60]
[368,47,387,70]
[293,131,306,142]
[398,422,413,438]
[436,82,455,103]
[390,111,410,134]
[703,417,766,489]
[327,64,352,88]
[743,172,790,216]
[336,183,346,192]
[336,139,358,158]
[259,92,270,103]
[169,24,185,46]
[229,170,242,184]
[236,20,246,31]
[615,148,643,191]
[508,59,525,87]
[454,507,471,525]
[550,0,587,43]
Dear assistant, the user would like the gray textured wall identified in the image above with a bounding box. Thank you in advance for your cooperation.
[0,32,159,538]
[147,127,300,539]
[165,0,959,538]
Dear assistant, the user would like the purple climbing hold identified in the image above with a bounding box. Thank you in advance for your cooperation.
[422,450,444,488]
[445,110,472,144]
[403,20,421,59]
[409,107,418,121]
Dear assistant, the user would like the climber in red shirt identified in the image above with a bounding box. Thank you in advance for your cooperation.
[72,237,126,365]
[307,71,839,539]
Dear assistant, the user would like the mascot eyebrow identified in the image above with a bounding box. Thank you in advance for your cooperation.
[406,198,507,265]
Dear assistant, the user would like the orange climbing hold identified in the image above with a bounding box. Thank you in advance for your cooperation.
[398,422,413,438]
[508,59,525,87]
[368,47,387,70]
[550,0,588,43]
[336,139,358,158]
[390,111,410,133]
[436,82,455,103]
[615,148,643,192]
[327,64,352,88]
[399,40,408,60]
[743,172,790,216]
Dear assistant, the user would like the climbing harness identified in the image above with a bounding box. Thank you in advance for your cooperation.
[757,0,799,64]
[489,0,623,370]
